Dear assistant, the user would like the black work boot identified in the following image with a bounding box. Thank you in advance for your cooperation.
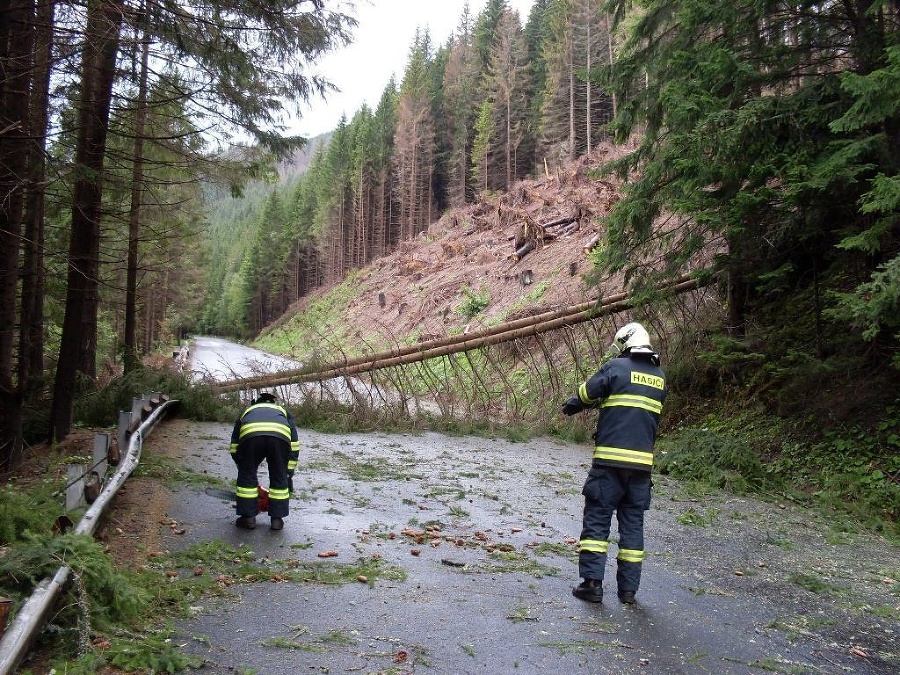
[270,517,284,531]
[572,579,603,603]
[617,590,636,604]
[235,516,256,530]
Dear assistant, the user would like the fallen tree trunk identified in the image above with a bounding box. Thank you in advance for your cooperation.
[217,273,713,393]
[542,215,577,229]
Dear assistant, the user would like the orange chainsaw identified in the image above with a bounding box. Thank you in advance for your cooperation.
[257,486,269,512]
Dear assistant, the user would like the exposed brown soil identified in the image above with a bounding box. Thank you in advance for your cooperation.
[97,476,174,566]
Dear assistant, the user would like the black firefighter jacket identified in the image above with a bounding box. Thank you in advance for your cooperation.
[576,352,667,471]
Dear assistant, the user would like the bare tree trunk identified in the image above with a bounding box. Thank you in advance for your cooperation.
[49,0,124,442]
[426,149,433,229]
[19,0,53,392]
[605,14,617,119]
[124,29,150,373]
[568,39,575,161]
[0,0,36,470]
[506,97,512,187]
[586,15,592,153]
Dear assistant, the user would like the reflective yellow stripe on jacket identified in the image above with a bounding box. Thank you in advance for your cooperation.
[593,446,654,467]
[239,421,292,441]
[578,382,596,405]
[601,393,662,414]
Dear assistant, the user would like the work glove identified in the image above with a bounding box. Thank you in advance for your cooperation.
[561,396,582,416]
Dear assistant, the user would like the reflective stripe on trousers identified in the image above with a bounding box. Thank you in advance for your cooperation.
[578,465,651,593]
[234,435,292,518]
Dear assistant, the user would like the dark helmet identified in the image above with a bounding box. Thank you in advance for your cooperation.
[253,391,278,404]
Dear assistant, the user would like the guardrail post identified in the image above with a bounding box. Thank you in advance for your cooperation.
[65,464,85,510]
[117,410,131,456]
[130,398,143,431]
[93,433,109,483]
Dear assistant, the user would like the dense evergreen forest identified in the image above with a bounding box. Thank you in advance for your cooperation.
[1,0,898,474]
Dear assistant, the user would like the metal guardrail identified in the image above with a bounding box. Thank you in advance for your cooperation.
[0,396,178,675]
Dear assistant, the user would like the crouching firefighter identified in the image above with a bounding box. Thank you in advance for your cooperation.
[561,322,666,604]
[229,391,300,531]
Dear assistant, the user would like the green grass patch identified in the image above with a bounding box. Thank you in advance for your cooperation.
[261,627,358,652]
[745,656,820,673]
[530,541,577,559]
[322,449,424,482]
[480,550,560,578]
[788,572,846,596]
[507,603,540,623]
[765,531,796,550]
[866,604,900,620]
[448,504,470,518]
[659,406,900,539]
[676,507,721,527]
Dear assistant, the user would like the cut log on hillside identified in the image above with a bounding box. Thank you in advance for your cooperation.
[583,233,601,255]
[542,215,577,229]
[542,205,584,229]
[558,222,580,237]
[512,240,535,261]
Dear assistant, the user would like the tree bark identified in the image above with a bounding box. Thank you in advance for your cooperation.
[124,29,151,374]
[0,0,36,470]
[18,0,54,392]
[585,13,592,154]
[49,0,124,442]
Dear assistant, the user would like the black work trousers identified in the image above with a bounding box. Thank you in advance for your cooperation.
[234,435,291,519]
[578,465,652,593]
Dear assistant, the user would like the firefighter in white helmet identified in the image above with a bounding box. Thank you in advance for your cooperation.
[561,322,666,604]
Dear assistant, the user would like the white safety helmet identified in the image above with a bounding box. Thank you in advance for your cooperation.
[611,322,652,356]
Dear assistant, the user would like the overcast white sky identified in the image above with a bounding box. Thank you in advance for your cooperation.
[290,0,536,138]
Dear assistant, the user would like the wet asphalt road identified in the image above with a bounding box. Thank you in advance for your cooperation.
[147,420,898,675]
[188,336,300,383]
[147,339,899,674]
